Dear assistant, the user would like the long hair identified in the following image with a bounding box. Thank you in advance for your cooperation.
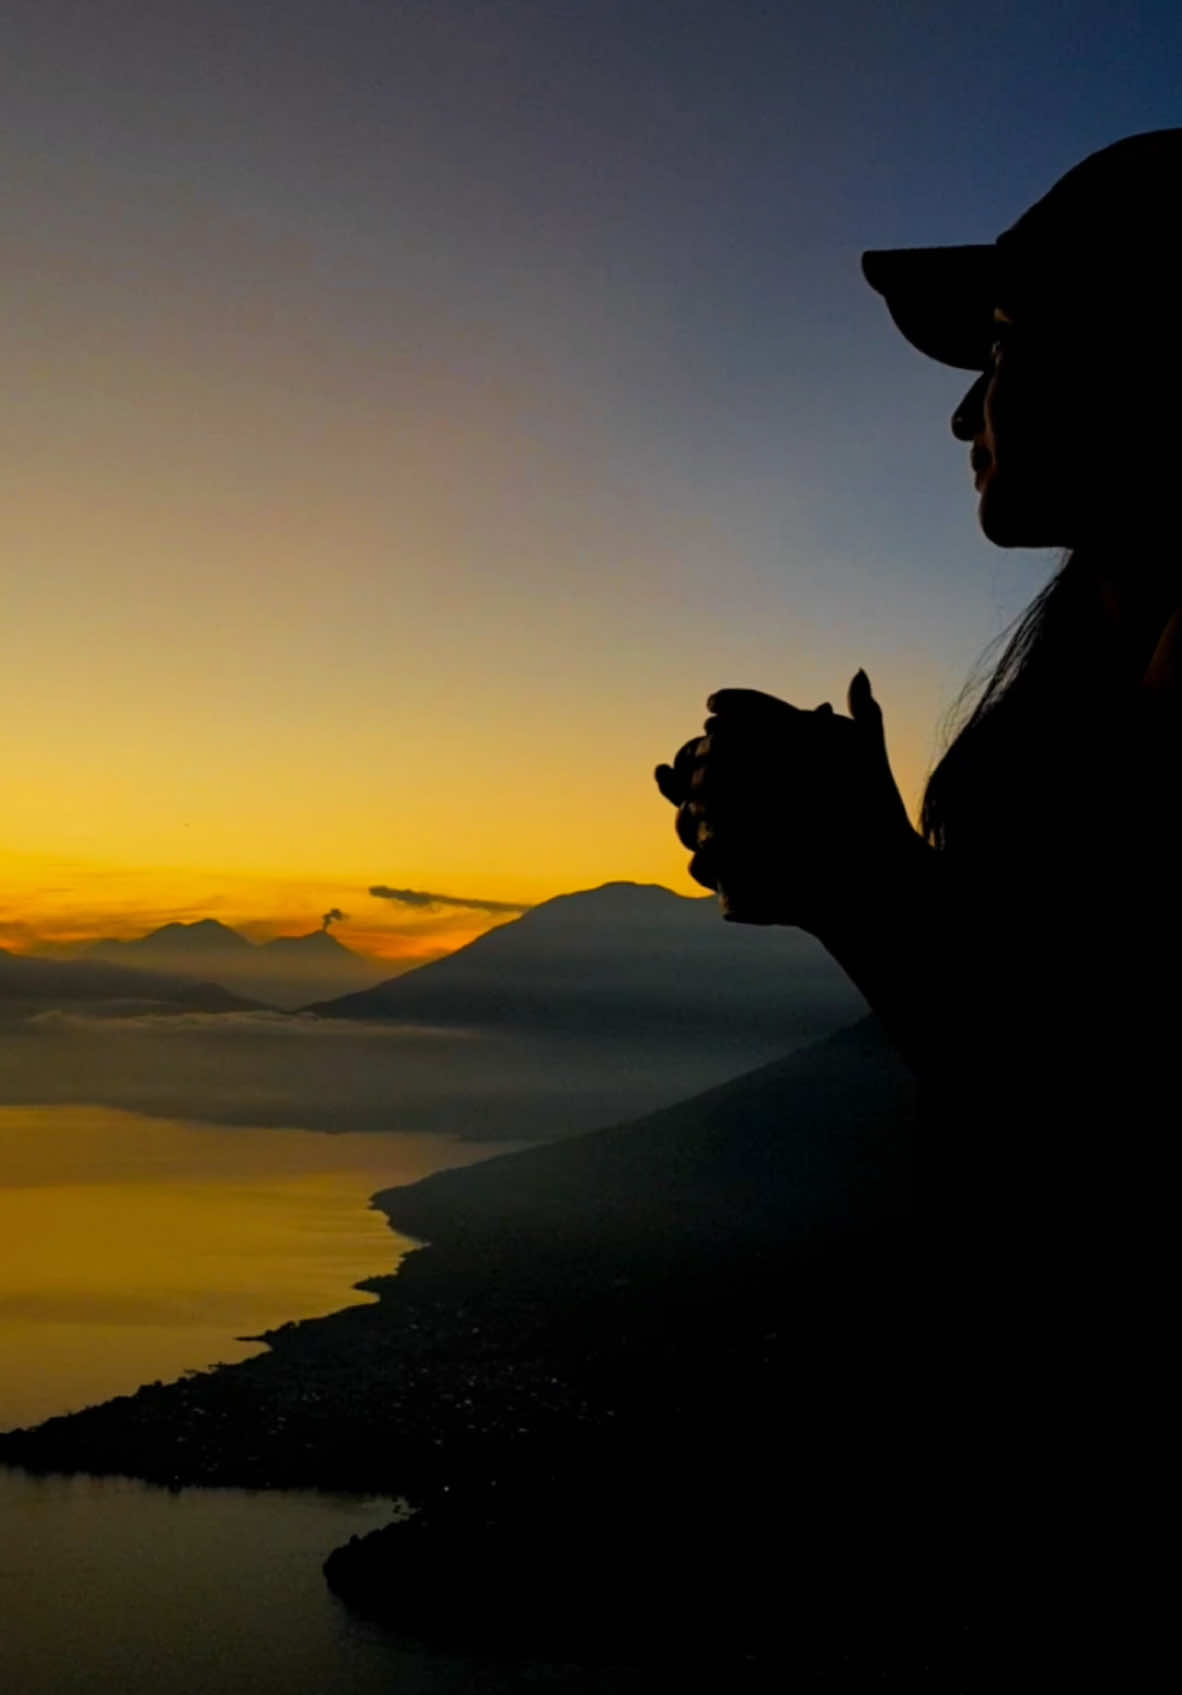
[919,548,1133,858]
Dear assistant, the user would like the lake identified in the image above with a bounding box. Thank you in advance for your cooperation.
[0,1468,423,1694]
[0,1104,638,1692]
[0,1103,505,1430]
[0,1468,636,1694]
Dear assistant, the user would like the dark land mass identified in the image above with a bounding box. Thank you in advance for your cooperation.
[0,947,267,1019]
[0,1017,984,1683]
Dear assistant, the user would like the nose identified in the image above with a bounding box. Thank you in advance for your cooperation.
[951,372,989,442]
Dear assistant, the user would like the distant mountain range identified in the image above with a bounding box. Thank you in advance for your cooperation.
[16,884,866,1038]
[0,947,261,1020]
[0,885,868,1138]
[309,881,865,1044]
[85,919,388,1010]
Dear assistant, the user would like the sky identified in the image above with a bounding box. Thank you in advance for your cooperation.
[1,0,1179,963]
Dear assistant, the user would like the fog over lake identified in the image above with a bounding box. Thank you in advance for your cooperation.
[0,1009,796,1141]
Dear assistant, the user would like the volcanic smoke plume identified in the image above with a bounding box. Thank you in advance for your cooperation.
[368,886,530,914]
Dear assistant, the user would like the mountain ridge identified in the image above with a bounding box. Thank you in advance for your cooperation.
[84,919,388,1011]
[371,1012,916,1253]
[306,879,864,1042]
[0,948,265,1018]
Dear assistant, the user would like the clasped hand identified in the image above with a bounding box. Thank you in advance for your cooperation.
[654,671,917,935]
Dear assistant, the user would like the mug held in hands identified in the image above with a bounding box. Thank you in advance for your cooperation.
[653,671,915,934]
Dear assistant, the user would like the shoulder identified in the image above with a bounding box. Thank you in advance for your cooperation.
[1141,603,1182,701]
[1128,602,1182,852]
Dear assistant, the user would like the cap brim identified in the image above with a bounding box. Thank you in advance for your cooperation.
[861,245,998,371]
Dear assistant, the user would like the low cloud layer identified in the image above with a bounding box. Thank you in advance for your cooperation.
[24,1009,484,1040]
[368,886,532,915]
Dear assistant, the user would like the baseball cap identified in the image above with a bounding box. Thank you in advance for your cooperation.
[861,129,1182,371]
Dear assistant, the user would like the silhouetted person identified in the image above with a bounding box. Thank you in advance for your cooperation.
[656,129,1182,1679]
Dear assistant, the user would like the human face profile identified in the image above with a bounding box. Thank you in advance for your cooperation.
[951,306,1082,549]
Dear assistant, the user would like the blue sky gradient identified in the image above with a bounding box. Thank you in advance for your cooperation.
[1,1,1178,944]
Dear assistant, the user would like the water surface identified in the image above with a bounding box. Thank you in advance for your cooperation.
[0,1104,502,1430]
[0,1468,459,1694]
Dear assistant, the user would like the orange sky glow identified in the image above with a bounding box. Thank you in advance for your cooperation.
[0,698,938,968]
[1,1,1071,967]
[0,851,535,965]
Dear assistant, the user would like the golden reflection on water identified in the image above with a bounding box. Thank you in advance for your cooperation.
[0,1105,499,1430]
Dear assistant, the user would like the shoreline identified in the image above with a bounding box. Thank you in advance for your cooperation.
[0,1021,940,1675]
[0,1018,916,1501]
[0,1018,915,1490]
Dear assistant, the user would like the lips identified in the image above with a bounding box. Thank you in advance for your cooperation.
[970,444,992,475]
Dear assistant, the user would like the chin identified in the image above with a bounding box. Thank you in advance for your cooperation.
[977,475,1067,550]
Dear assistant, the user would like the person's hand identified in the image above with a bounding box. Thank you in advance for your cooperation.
[654,671,919,934]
